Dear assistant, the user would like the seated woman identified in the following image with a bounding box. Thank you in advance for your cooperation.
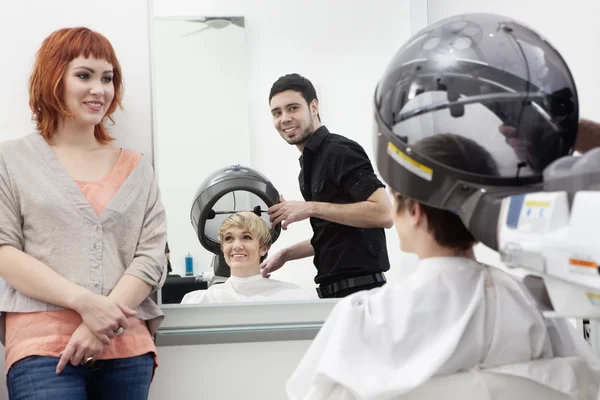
[286,134,600,399]
[181,212,311,304]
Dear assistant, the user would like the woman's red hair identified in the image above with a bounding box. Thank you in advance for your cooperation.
[29,27,123,143]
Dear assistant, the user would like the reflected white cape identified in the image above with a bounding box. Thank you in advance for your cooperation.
[181,274,312,304]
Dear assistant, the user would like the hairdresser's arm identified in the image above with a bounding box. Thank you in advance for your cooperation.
[575,119,600,153]
[310,188,393,228]
[313,140,393,228]
[260,239,314,277]
[268,188,392,230]
[281,239,315,261]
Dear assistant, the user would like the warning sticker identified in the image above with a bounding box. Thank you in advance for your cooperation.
[569,258,599,276]
[387,142,433,181]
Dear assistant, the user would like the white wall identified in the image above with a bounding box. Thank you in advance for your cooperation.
[153,0,422,293]
[426,0,600,268]
[0,0,154,158]
[0,1,153,398]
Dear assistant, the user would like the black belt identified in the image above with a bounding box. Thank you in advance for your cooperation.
[317,272,386,298]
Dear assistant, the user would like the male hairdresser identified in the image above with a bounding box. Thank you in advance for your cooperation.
[261,73,393,298]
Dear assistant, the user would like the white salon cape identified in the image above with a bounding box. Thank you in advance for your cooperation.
[286,257,600,400]
[180,274,312,304]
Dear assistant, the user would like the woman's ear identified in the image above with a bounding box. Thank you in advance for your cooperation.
[408,202,425,227]
[260,245,270,257]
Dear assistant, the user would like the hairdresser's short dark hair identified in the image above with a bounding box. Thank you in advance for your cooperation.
[394,134,499,251]
[269,73,320,121]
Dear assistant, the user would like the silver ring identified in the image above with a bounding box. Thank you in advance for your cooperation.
[114,326,124,336]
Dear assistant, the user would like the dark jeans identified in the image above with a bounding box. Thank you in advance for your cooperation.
[318,280,386,298]
[7,353,154,400]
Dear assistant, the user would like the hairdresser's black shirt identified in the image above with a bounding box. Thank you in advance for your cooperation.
[298,126,390,285]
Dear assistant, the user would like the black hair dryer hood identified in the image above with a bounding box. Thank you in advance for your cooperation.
[372,13,579,251]
[374,12,578,199]
[190,164,281,256]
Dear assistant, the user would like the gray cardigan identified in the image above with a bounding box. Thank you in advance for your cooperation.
[0,133,167,341]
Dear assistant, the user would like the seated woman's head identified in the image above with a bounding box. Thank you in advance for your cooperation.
[217,212,271,277]
[392,133,499,258]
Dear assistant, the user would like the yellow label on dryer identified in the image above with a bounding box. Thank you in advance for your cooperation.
[524,200,551,208]
[387,142,433,181]
[585,292,600,306]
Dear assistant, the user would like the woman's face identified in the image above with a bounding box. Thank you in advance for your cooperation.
[221,227,268,277]
[62,56,115,127]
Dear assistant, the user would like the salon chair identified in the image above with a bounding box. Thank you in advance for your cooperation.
[160,274,208,304]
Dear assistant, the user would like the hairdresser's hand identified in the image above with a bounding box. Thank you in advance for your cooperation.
[56,323,105,375]
[499,124,530,162]
[268,195,315,230]
[260,250,288,278]
[500,123,569,171]
[574,119,600,153]
[73,293,136,345]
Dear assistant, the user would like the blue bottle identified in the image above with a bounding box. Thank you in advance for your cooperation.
[185,253,194,276]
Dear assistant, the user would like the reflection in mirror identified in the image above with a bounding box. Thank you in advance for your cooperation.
[395,91,530,177]
[189,163,281,271]
[203,190,269,282]
[156,156,310,305]
[180,211,312,304]
[151,15,251,286]
[177,161,308,304]
[152,1,417,307]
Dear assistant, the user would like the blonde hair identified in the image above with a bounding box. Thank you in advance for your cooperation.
[217,212,271,248]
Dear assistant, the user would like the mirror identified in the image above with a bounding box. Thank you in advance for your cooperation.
[150,1,417,307]
[151,15,313,305]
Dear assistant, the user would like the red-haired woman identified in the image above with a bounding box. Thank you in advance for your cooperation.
[0,27,167,399]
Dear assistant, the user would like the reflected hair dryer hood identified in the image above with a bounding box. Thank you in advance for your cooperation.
[190,164,281,256]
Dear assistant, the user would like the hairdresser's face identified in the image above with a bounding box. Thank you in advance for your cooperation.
[221,227,268,277]
[270,90,318,146]
[62,56,115,127]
